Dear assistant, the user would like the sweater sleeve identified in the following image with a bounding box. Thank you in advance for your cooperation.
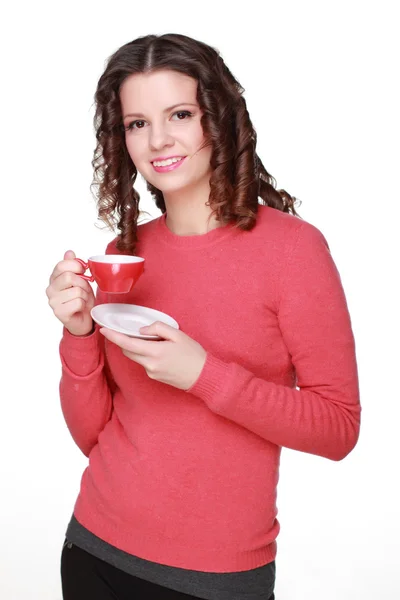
[186,222,361,461]
[59,244,118,457]
[59,322,115,457]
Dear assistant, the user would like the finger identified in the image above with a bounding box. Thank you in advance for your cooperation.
[49,286,91,310]
[49,257,87,284]
[99,328,156,356]
[121,350,149,366]
[46,274,92,302]
[139,321,180,341]
[57,297,87,320]
[51,271,93,294]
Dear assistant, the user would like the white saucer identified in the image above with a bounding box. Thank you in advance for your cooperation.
[91,304,179,339]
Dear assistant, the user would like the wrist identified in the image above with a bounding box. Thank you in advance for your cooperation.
[66,321,95,338]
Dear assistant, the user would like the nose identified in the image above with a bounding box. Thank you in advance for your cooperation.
[149,122,174,151]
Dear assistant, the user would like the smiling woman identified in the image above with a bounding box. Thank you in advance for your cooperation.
[119,70,213,208]
[48,32,361,600]
[91,33,299,248]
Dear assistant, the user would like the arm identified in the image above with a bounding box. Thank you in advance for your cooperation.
[59,292,115,457]
[187,222,361,461]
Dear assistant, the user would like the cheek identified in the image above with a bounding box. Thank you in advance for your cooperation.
[186,128,212,168]
[190,123,207,148]
[125,137,146,167]
[196,139,213,167]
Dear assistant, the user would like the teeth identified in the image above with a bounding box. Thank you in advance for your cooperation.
[153,157,184,167]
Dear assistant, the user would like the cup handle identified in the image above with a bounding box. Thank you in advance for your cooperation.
[75,258,95,282]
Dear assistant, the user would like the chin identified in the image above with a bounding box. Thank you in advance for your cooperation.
[149,177,196,195]
[154,185,188,196]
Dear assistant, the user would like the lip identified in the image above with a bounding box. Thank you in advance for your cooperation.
[151,155,185,162]
[152,156,187,173]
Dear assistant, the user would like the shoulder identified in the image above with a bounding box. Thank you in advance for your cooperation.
[103,214,162,255]
[137,214,161,236]
[255,205,329,251]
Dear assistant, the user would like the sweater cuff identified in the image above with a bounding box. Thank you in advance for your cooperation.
[59,326,102,377]
[185,352,232,410]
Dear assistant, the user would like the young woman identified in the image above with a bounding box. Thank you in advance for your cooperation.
[46,33,361,600]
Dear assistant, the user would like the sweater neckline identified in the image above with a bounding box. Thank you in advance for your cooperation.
[156,212,238,249]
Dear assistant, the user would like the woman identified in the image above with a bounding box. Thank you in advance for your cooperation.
[46,33,361,600]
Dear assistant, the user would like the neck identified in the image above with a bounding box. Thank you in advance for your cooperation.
[163,179,221,236]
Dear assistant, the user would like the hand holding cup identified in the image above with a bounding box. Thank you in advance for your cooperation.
[46,250,96,337]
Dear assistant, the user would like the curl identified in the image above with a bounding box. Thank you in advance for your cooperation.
[90,33,301,254]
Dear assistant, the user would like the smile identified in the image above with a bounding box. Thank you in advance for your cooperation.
[152,156,187,173]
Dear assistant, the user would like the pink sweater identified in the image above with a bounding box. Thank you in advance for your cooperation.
[59,206,360,572]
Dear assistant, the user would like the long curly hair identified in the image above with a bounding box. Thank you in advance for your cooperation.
[91,33,301,254]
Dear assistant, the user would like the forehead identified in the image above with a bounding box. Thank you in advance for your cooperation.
[119,70,198,112]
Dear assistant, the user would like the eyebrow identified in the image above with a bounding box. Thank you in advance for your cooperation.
[123,103,198,120]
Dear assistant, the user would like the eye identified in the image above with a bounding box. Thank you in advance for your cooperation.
[125,119,147,132]
[123,110,193,132]
[171,110,194,121]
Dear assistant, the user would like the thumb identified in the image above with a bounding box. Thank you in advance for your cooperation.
[64,249,76,260]
[139,321,179,340]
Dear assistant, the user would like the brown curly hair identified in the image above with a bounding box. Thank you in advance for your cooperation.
[91,33,301,254]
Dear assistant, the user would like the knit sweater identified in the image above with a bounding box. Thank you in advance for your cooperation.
[59,205,360,573]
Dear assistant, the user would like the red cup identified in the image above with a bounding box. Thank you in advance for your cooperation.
[76,255,145,293]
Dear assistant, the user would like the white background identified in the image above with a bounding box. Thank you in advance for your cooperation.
[1,1,399,598]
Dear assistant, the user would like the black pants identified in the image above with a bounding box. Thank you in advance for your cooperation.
[61,541,275,600]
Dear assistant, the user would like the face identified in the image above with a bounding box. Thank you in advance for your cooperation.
[119,70,213,196]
